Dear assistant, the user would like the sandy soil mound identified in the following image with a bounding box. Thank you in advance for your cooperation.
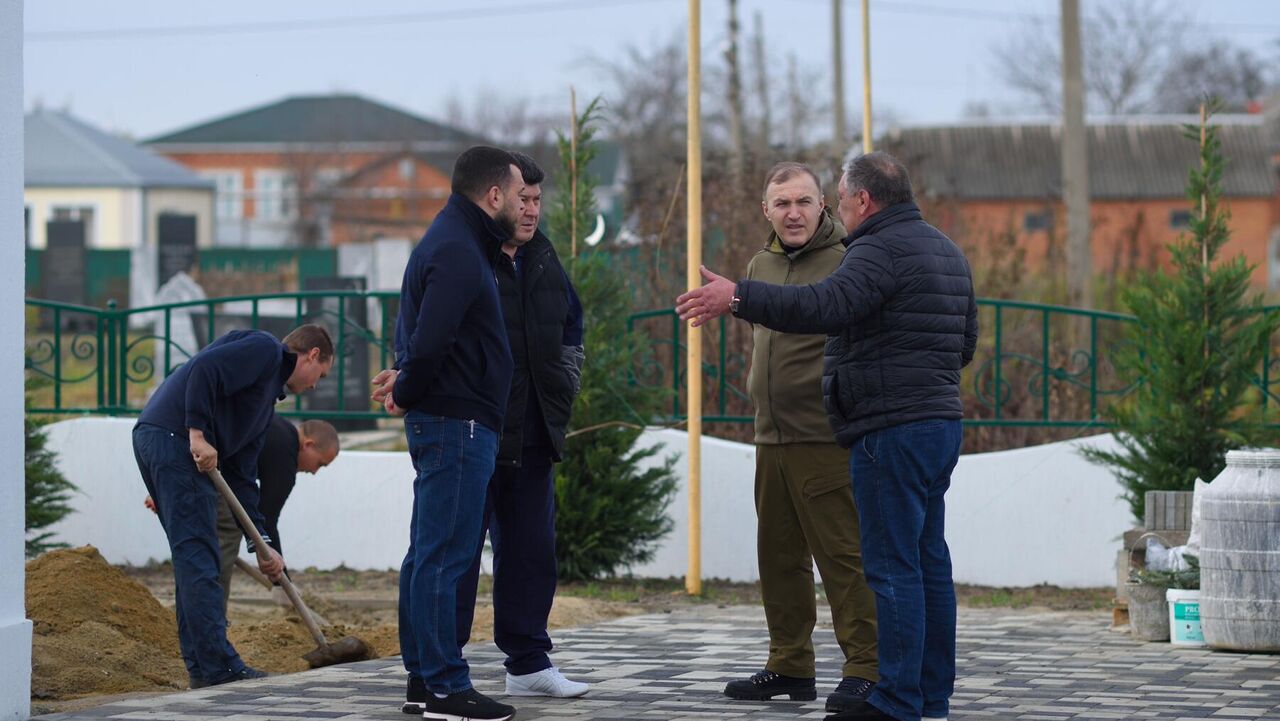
[27,546,186,699]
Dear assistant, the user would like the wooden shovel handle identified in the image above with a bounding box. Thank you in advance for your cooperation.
[207,468,329,649]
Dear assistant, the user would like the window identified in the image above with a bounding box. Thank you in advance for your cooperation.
[313,167,343,190]
[1170,210,1193,230]
[254,169,297,221]
[1023,210,1052,232]
[50,205,95,247]
[201,170,243,220]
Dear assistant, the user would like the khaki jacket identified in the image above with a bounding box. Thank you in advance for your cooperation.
[745,210,847,444]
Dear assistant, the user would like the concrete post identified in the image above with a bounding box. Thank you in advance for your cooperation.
[0,1,32,719]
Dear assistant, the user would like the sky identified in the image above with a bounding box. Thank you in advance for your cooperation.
[21,0,1280,140]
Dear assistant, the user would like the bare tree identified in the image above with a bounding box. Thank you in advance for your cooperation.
[991,0,1188,115]
[443,87,559,146]
[1154,41,1273,113]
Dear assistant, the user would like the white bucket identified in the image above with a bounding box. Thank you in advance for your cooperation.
[1167,588,1205,647]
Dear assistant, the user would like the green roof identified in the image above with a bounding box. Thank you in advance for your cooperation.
[145,94,485,147]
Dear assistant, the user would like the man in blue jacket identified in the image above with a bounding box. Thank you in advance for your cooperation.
[677,151,978,721]
[454,151,588,699]
[371,145,522,721]
[132,324,334,688]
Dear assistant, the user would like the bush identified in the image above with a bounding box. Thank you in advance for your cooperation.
[26,379,77,557]
[548,97,679,580]
[1082,107,1279,522]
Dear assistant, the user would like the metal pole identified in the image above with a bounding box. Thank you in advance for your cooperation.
[832,0,846,152]
[1061,0,1092,309]
[686,0,703,596]
[861,0,872,153]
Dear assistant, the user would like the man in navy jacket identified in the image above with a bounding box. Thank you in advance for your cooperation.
[454,152,588,699]
[133,324,333,688]
[371,145,522,721]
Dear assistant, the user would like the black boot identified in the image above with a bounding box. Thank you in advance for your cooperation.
[826,676,875,712]
[723,669,817,701]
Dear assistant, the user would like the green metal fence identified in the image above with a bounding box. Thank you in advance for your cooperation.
[24,293,1280,427]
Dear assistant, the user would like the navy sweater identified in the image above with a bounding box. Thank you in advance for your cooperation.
[138,329,295,537]
[392,193,514,432]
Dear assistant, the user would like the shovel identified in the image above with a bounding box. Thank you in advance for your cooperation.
[208,468,372,668]
[233,557,330,626]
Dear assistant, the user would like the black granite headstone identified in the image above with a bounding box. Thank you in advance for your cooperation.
[157,214,198,288]
[42,220,89,330]
[303,276,375,429]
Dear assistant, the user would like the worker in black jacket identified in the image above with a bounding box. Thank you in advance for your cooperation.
[453,152,587,699]
[133,325,333,688]
[677,151,977,721]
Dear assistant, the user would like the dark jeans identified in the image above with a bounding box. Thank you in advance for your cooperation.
[398,412,498,695]
[456,447,558,676]
[132,423,246,685]
[850,419,962,721]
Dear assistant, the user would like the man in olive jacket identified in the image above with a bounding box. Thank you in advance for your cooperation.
[722,163,877,713]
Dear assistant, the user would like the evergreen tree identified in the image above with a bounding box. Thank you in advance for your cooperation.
[1083,107,1278,521]
[547,97,679,580]
[25,380,77,557]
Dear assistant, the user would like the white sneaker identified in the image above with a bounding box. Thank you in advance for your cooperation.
[504,667,589,698]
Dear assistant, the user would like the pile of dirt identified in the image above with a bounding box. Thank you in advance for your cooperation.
[29,550,640,708]
[27,546,186,699]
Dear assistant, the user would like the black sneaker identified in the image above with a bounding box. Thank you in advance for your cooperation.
[826,676,875,712]
[422,688,515,721]
[724,669,817,701]
[192,666,269,689]
[402,675,426,714]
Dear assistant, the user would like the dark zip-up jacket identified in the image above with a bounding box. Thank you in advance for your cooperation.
[392,193,514,433]
[137,329,294,538]
[745,210,846,445]
[735,201,978,446]
[494,230,584,465]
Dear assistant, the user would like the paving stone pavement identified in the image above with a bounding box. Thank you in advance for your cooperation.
[36,605,1280,721]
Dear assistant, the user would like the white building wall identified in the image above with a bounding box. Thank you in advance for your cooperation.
[1,2,33,717]
[42,419,1132,589]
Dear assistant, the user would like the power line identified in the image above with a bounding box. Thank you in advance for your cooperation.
[25,0,677,43]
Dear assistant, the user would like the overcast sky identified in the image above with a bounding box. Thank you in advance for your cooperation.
[22,0,1280,140]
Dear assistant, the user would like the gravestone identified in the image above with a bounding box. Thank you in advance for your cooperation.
[157,214,198,288]
[304,276,375,430]
[42,220,88,329]
[151,271,207,378]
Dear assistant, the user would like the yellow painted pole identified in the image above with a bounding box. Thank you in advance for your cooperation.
[861,0,872,153]
[685,0,703,597]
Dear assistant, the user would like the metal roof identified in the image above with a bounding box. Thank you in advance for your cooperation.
[144,94,485,147]
[25,109,213,189]
[883,116,1275,201]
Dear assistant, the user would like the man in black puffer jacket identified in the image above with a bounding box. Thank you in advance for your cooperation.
[677,151,977,721]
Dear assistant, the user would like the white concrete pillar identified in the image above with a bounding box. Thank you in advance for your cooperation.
[0,1,32,718]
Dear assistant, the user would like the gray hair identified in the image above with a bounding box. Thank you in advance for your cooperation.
[840,151,914,206]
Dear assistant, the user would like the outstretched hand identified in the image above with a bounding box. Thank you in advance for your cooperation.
[675,265,736,327]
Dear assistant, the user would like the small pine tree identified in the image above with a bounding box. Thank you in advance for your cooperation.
[548,96,679,580]
[25,380,77,557]
[1082,106,1279,521]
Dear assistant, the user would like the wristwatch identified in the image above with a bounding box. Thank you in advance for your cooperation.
[729,292,741,317]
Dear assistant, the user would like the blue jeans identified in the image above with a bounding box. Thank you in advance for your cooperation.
[132,423,246,685]
[456,447,558,676]
[398,412,498,695]
[851,419,961,721]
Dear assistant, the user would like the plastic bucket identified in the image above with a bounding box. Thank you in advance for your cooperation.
[1167,589,1205,647]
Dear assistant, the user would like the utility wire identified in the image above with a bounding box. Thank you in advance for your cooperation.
[25,0,678,42]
